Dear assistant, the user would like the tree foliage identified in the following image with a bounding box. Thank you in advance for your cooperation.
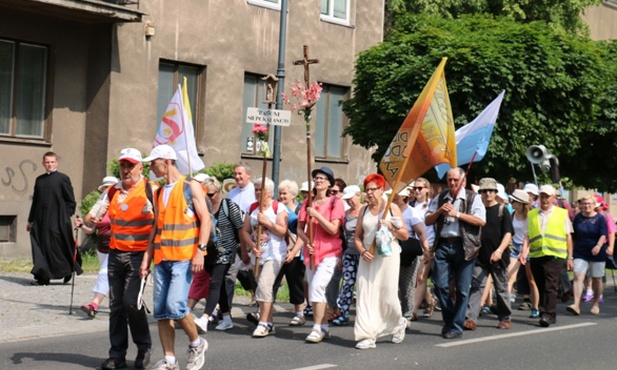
[386,0,601,36]
[343,14,617,190]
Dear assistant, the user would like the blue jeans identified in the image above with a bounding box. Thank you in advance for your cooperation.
[432,240,475,333]
[153,260,192,320]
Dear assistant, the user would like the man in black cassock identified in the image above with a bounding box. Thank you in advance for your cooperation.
[27,151,81,285]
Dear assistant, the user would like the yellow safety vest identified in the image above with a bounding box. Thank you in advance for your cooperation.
[528,207,568,259]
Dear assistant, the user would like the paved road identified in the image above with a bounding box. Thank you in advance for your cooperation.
[1,271,616,369]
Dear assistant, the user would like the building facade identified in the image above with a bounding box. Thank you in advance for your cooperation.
[0,0,384,258]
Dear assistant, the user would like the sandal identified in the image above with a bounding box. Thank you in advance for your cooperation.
[590,306,600,315]
[289,315,306,326]
[423,299,436,318]
[332,314,349,326]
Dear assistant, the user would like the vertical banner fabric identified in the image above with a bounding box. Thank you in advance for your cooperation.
[154,81,205,175]
[379,58,456,193]
[434,90,505,178]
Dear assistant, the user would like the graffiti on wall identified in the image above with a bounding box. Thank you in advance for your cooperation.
[1,160,38,196]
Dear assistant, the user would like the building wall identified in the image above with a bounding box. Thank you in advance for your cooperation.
[107,0,382,187]
[0,10,111,258]
[582,2,617,40]
[0,0,384,258]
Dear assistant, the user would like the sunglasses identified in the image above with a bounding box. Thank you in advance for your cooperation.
[207,192,217,198]
[413,187,425,191]
[479,189,496,194]
[330,190,339,195]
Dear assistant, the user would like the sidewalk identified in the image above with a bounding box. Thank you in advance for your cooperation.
[0,272,289,344]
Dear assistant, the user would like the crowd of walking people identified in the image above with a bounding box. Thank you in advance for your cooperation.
[28,148,616,369]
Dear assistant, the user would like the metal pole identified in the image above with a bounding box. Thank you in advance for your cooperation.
[272,0,288,197]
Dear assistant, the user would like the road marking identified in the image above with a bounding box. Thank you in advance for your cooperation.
[290,364,338,370]
[436,322,597,348]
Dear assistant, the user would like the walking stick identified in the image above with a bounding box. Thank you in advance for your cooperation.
[253,157,268,278]
[69,218,79,315]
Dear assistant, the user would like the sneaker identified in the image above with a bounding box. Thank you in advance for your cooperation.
[332,314,349,326]
[134,349,151,369]
[303,305,313,317]
[252,323,270,338]
[355,338,376,349]
[81,304,97,319]
[582,292,594,303]
[101,357,127,370]
[305,328,324,343]
[392,318,407,344]
[268,324,276,335]
[186,337,208,370]
[290,314,306,326]
[246,312,260,326]
[193,315,208,333]
[215,320,233,331]
[529,309,540,319]
[150,359,179,370]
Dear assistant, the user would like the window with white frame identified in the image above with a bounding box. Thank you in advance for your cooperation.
[0,39,48,140]
[314,84,348,159]
[320,0,350,25]
[247,0,281,11]
[241,73,275,157]
[156,61,204,139]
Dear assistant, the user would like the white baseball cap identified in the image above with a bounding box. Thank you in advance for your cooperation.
[539,184,556,196]
[300,181,314,192]
[523,183,539,196]
[496,183,508,203]
[143,144,177,162]
[341,185,361,200]
[118,148,142,164]
[193,173,210,183]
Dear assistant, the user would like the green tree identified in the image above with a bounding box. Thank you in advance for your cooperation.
[386,0,601,36]
[343,14,617,190]
[205,162,235,182]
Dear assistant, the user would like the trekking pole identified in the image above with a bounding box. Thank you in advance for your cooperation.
[69,216,80,314]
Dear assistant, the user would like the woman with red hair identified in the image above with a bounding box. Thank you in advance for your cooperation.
[353,174,409,349]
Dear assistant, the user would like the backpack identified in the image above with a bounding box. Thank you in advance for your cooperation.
[249,200,279,215]
[156,177,220,249]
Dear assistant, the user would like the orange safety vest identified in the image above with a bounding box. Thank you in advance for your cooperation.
[109,179,155,252]
[153,177,200,264]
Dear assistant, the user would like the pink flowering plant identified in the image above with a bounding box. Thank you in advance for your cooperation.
[251,123,270,156]
[282,81,323,122]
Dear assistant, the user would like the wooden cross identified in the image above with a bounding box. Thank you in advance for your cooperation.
[293,45,319,87]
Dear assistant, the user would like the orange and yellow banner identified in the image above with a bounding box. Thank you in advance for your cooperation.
[379,58,456,193]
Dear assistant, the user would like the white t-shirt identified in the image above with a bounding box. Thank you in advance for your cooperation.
[227,181,257,212]
[412,200,436,246]
[250,202,288,264]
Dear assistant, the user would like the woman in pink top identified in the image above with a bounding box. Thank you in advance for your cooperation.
[294,167,345,343]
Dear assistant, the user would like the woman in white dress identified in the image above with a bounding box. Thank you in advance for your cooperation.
[353,174,409,349]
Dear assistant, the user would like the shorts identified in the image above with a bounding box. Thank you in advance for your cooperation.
[153,260,192,320]
[255,260,283,302]
[188,268,211,301]
[305,256,338,303]
[510,242,522,259]
[573,258,605,278]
